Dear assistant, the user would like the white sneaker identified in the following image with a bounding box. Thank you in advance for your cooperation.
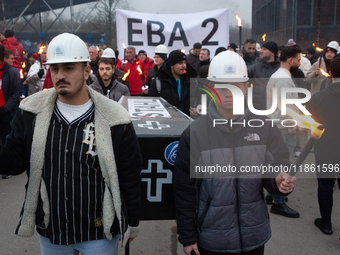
[294,152,301,159]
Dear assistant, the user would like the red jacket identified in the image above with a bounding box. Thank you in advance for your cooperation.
[143,57,155,73]
[117,56,147,95]
[1,37,24,72]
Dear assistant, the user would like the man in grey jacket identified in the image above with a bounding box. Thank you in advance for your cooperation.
[90,57,130,101]
[0,33,141,255]
[174,51,296,255]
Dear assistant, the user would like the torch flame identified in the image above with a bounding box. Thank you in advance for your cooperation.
[262,34,266,42]
[316,47,323,52]
[20,69,24,79]
[22,61,26,68]
[122,43,126,49]
[250,83,253,89]
[285,107,324,139]
[137,65,143,75]
[122,69,130,81]
[312,43,315,47]
[96,46,100,52]
[38,46,46,54]
[181,49,185,53]
[236,15,242,27]
[319,68,331,77]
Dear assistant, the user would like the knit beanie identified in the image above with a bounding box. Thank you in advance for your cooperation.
[168,50,186,66]
[262,41,279,56]
[155,53,167,62]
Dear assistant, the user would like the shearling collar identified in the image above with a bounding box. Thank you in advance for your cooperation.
[19,86,131,127]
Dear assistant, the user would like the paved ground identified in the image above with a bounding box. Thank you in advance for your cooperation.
[1,131,340,255]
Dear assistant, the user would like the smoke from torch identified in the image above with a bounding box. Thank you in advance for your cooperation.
[285,107,325,177]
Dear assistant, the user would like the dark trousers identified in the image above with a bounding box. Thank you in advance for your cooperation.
[315,157,340,223]
[0,111,11,145]
[199,245,264,255]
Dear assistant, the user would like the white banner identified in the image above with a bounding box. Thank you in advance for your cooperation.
[116,8,229,60]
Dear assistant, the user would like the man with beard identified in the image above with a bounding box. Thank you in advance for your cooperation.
[248,41,280,110]
[306,41,338,95]
[0,33,141,254]
[148,49,197,116]
[266,45,302,218]
[242,38,259,67]
[90,58,129,102]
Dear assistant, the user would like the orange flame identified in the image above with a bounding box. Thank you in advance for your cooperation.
[96,46,100,52]
[23,51,25,54]
[316,47,323,52]
[22,61,26,68]
[285,107,324,139]
[250,83,253,89]
[137,65,143,75]
[122,69,130,81]
[38,46,46,54]
[320,68,331,77]
[122,43,126,49]
[236,15,242,27]
[312,43,316,47]
[20,69,24,79]
[181,49,185,54]
[302,53,306,57]
[262,33,266,42]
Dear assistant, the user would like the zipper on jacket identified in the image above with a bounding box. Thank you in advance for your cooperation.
[230,124,243,250]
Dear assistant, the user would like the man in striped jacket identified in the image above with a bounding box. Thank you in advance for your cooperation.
[0,33,142,255]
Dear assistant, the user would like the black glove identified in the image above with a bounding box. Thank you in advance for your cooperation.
[37,69,45,79]
[0,107,6,118]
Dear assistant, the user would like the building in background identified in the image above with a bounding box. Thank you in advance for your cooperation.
[252,0,340,50]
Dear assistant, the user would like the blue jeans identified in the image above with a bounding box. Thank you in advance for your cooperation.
[39,235,119,255]
[272,128,297,204]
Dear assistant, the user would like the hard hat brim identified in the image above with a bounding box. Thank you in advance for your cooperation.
[45,59,89,65]
[207,77,249,83]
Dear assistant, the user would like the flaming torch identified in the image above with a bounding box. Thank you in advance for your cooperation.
[285,107,325,177]
[122,43,127,61]
[313,43,316,47]
[262,33,266,42]
[137,65,146,89]
[319,68,331,77]
[236,15,242,49]
[20,69,24,79]
[122,69,130,81]
[38,45,46,68]
[96,46,100,52]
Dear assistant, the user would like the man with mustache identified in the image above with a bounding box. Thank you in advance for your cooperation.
[0,33,142,255]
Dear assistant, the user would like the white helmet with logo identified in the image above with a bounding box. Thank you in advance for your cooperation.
[154,44,168,54]
[208,50,248,82]
[327,41,339,53]
[102,48,116,59]
[46,33,90,64]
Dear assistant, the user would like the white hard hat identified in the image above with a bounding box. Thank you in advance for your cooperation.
[208,51,248,82]
[46,33,90,65]
[256,43,261,51]
[154,44,168,54]
[102,48,116,59]
[327,41,339,53]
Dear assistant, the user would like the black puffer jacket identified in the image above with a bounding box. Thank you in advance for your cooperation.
[248,59,280,110]
[174,101,290,253]
[149,59,198,115]
[306,82,340,164]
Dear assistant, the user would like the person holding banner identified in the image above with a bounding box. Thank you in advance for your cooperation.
[148,49,197,116]
[117,46,147,96]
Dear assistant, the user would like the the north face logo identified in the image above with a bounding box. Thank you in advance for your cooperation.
[244,133,260,141]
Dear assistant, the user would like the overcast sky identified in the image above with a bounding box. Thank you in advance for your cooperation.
[125,0,252,27]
